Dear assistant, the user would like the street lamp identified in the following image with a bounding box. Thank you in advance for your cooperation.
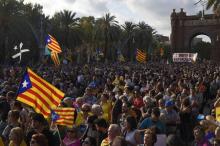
[194,0,207,20]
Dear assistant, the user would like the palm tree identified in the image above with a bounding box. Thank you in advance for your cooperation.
[98,13,118,61]
[206,0,220,15]
[135,21,156,57]
[79,16,95,63]
[0,0,23,63]
[121,21,136,61]
[54,10,80,49]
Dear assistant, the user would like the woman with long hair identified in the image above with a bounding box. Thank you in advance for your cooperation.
[124,116,141,146]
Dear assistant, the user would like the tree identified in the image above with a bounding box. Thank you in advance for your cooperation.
[206,0,220,16]
[79,16,95,63]
[97,13,118,61]
[0,0,23,63]
[192,41,211,59]
[135,21,156,59]
[121,21,136,61]
[52,10,80,49]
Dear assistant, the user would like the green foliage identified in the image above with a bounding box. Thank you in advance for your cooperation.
[192,41,212,59]
[206,0,220,16]
[0,0,163,64]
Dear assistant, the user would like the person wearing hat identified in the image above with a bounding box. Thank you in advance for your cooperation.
[162,100,180,135]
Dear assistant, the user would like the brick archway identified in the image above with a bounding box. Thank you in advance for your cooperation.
[170,8,220,61]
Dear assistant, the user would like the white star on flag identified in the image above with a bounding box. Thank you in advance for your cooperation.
[22,80,28,88]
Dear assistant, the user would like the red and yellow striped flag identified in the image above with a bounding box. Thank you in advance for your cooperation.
[46,34,62,53]
[16,68,65,118]
[46,34,62,66]
[51,51,60,66]
[136,49,146,63]
[52,107,76,127]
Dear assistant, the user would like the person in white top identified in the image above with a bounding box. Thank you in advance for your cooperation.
[124,116,141,146]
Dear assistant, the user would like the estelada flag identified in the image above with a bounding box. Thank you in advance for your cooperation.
[45,34,62,66]
[16,68,65,118]
[51,107,77,127]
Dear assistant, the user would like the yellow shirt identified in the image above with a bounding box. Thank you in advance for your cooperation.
[112,78,120,86]
[9,140,27,146]
[101,138,110,146]
[75,111,92,126]
[101,101,112,122]
[0,137,4,146]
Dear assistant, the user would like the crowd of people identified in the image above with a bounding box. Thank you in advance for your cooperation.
[0,61,220,146]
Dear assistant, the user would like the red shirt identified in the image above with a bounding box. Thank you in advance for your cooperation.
[133,97,144,108]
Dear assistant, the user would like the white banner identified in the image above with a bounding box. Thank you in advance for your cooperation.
[173,53,198,62]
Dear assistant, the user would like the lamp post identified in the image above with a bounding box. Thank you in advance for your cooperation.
[194,0,207,20]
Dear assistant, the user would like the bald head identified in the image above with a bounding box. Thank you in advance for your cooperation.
[108,124,121,142]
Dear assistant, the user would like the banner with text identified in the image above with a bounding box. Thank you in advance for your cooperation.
[172,53,198,62]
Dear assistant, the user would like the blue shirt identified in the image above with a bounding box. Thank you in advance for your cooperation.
[140,118,166,134]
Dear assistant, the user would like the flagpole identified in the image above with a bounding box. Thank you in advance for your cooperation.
[50,121,62,143]
[55,124,62,143]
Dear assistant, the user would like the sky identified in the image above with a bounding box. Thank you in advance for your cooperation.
[24,0,212,37]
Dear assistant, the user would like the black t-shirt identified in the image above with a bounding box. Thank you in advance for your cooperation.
[97,131,108,146]
[26,128,60,146]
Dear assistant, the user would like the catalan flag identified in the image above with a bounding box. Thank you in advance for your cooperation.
[46,34,62,53]
[51,51,60,66]
[16,68,65,118]
[51,107,77,127]
[136,49,146,63]
[45,34,62,66]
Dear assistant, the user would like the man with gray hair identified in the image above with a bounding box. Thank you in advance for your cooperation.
[101,124,121,146]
